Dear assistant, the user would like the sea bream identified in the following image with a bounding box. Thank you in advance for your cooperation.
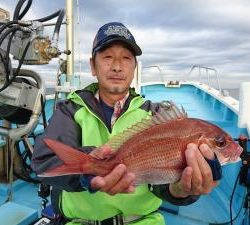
[40,101,243,184]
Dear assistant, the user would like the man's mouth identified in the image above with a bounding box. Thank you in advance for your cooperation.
[110,77,122,79]
[108,77,124,81]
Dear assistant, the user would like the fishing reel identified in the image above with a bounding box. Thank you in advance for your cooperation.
[238,135,250,187]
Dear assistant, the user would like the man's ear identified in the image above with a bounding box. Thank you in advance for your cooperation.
[90,57,96,77]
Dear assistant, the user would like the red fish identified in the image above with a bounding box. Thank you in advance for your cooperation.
[40,101,243,184]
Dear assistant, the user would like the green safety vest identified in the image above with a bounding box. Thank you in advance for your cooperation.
[61,91,165,225]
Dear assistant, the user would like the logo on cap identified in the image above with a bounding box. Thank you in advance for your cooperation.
[104,25,132,40]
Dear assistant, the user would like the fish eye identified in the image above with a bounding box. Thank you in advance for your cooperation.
[214,135,226,148]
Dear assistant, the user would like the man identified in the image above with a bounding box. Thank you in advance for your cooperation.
[32,22,219,225]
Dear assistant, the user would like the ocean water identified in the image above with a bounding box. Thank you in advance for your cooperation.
[21,66,244,100]
[45,82,240,100]
[226,89,239,100]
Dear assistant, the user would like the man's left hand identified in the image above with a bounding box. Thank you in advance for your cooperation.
[169,143,219,198]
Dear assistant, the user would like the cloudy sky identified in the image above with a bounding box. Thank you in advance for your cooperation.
[1,0,250,88]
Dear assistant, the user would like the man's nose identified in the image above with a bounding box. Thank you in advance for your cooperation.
[112,59,122,72]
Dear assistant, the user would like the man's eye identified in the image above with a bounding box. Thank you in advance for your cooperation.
[104,55,112,59]
[123,56,132,60]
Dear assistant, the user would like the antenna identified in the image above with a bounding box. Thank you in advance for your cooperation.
[76,0,82,76]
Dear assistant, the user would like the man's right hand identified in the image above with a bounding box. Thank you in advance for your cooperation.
[90,164,136,195]
[89,145,135,195]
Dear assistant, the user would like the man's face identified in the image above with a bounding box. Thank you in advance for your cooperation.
[90,43,136,96]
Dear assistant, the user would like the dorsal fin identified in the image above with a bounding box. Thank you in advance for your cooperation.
[107,100,188,151]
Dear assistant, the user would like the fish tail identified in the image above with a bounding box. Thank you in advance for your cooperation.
[42,138,116,177]
[39,164,88,177]
[42,138,96,176]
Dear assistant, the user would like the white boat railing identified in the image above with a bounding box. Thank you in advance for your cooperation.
[141,65,184,87]
[187,65,222,94]
[142,65,165,83]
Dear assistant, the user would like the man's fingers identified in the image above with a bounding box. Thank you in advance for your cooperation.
[196,157,213,193]
[186,143,217,195]
[90,145,113,159]
[199,144,215,160]
[90,176,106,190]
[90,164,136,195]
[99,164,127,192]
[124,185,135,193]
[173,143,219,197]
[108,172,135,195]
[185,144,203,194]
[90,164,126,190]
[180,166,193,193]
[169,166,193,198]
[199,144,220,192]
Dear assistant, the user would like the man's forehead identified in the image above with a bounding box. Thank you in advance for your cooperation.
[97,41,135,55]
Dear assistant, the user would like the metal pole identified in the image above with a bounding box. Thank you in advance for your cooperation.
[206,68,210,87]
[215,70,221,94]
[77,0,82,75]
[66,0,74,82]
[198,66,201,83]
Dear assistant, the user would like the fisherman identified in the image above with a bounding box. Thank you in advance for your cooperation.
[31,22,220,225]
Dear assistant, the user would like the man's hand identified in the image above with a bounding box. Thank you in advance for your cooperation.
[90,164,135,195]
[89,145,135,195]
[169,143,218,198]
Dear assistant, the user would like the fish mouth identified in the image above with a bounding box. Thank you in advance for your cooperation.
[230,146,243,162]
[220,146,243,165]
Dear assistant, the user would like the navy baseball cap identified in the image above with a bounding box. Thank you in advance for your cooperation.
[92,22,142,57]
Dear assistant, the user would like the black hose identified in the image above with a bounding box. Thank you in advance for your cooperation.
[0,36,31,92]
[36,10,61,22]
[52,9,65,42]
[13,39,31,77]
[13,0,32,20]
[15,140,40,184]
[0,27,21,91]
[230,173,240,225]
[5,31,16,82]
[14,170,40,184]
[13,0,26,19]
[0,50,8,85]
[40,95,47,128]
[0,26,22,47]
[0,20,19,35]
[18,0,32,20]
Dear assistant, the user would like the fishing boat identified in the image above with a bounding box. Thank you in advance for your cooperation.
[0,0,249,224]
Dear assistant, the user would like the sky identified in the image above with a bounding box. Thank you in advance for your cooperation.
[1,0,250,89]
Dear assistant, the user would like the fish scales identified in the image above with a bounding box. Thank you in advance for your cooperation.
[115,119,197,165]
[112,134,191,184]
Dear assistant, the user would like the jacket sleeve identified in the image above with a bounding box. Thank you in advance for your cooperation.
[31,100,95,192]
[151,184,200,206]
